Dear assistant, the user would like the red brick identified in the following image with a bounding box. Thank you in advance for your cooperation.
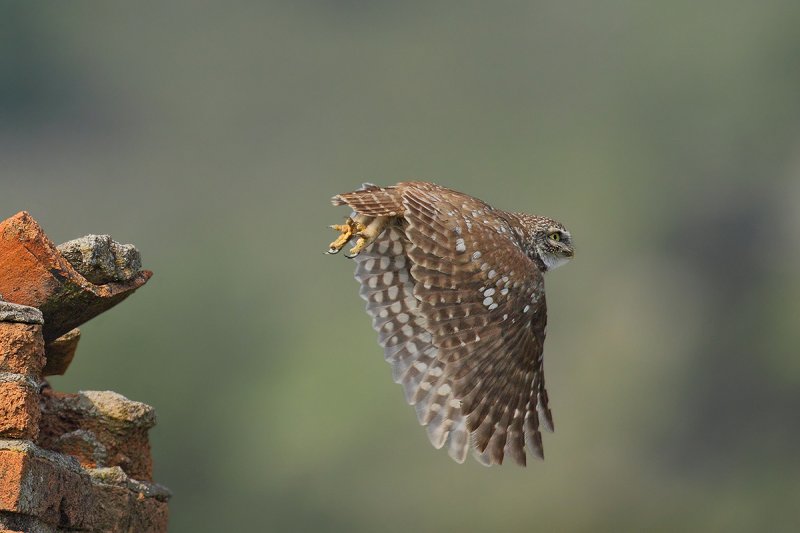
[42,328,80,376]
[0,381,39,440]
[0,323,45,376]
[0,212,152,342]
[0,444,169,532]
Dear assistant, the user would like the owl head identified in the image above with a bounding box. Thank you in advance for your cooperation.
[514,214,574,272]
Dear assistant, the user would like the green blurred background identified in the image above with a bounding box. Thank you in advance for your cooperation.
[3,2,800,531]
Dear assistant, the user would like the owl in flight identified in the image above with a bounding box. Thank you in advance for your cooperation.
[326,181,574,466]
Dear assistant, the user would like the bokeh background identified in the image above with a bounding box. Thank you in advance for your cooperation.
[3,2,800,531]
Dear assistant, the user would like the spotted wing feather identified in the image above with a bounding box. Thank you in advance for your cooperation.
[400,184,552,466]
[352,218,473,463]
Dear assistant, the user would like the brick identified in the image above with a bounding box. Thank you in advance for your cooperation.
[0,212,151,342]
[0,380,39,440]
[0,442,169,532]
[42,329,80,377]
[0,323,45,376]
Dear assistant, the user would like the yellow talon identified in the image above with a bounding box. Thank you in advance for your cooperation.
[346,216,389,257]
[326,216,367,255]
[326,215,391,257]
[348,236,369,256]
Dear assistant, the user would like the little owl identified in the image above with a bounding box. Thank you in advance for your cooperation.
[326,181,573,466]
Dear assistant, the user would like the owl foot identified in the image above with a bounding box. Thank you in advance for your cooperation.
[326,215,389,257]
[344,216,389,258]
[326,216,365,255]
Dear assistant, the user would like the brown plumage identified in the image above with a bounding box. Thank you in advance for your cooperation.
[327,181,574,466]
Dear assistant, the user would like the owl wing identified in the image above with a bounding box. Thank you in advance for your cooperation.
[401,184,553,466]
[351,183,552,466]
[353,223,470,458]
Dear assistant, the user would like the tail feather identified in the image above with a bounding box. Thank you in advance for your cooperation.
[332,184,404,217]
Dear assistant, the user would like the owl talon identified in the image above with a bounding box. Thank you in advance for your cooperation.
[346,215,390,257]
[326,216,368,255]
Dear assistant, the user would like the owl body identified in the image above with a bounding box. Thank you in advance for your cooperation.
[329,181,573,466]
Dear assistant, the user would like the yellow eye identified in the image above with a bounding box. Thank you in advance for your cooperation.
[549,232,561,242]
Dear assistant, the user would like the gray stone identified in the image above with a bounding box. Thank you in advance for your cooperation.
[87,466,172,501]
[0,301,44,324]
[57,235,142,285]
[79,390,157,429]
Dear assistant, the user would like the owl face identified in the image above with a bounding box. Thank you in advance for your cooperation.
[532,221,574,271]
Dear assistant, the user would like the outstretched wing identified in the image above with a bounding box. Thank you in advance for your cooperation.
[353,223,474,462]
[400,184,552,466]
[351,182,552,465]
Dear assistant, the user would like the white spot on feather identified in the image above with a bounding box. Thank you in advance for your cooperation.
[455,238,466,253]
[388,286,399,299]
[483,297,494,307]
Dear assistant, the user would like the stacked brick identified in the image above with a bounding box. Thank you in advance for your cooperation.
[0,212,168,533]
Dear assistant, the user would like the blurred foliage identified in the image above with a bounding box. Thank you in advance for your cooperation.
[2,1,800,531]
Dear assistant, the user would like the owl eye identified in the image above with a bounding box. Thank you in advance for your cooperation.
[549,232,561,242]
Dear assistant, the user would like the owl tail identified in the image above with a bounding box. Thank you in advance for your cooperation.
[331,183,404,217]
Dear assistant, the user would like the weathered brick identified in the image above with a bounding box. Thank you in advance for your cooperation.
[0,381,39,440]
[42,329,80,377]
[0,323,45,376]
[0,212,151,342]
[0,442,169,532]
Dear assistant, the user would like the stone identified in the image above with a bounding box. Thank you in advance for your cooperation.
[38,390,155,481]
[42,329,80,377]
[57,235,142,285]
[0,302,43,326]
[0,212,152,342]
